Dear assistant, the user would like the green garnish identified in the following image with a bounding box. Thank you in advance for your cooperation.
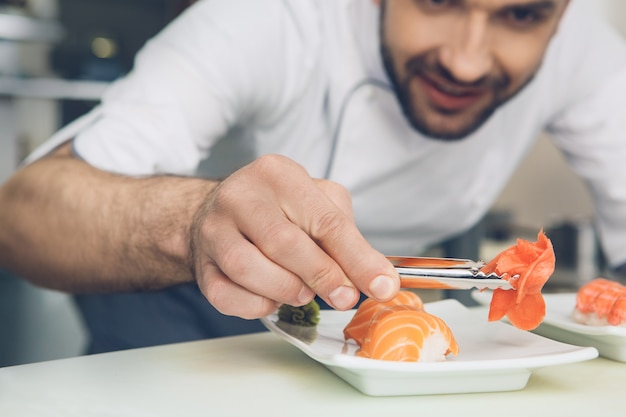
[277,299,320,327]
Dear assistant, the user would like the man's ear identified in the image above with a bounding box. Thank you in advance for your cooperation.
[372,0,381,5]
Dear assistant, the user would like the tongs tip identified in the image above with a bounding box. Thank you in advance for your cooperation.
[387,255,514,290]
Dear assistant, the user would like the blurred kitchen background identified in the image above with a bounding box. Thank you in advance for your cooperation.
[1,0,625,367]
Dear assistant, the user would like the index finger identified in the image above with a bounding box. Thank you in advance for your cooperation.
[300,199,400,300]
[280,180,400,303]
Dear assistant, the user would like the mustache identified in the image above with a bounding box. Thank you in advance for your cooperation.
[405,54,509,90]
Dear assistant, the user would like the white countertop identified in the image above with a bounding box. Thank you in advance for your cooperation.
[0,331,625,417]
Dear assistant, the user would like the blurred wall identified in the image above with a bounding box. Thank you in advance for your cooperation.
[0,0,190,367]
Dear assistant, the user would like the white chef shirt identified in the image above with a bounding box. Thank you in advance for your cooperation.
[27,0,626,267]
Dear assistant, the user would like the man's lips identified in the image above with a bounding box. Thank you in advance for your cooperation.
[418,76,486,112]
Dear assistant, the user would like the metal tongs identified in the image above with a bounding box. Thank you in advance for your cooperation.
[387,256,513,290]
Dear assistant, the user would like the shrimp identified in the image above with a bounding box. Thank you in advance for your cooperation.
[572,278,626,327]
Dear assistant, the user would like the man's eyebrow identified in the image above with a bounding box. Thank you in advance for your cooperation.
[500,1,559,12]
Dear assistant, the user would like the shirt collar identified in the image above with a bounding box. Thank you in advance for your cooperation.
[349,0,390,83]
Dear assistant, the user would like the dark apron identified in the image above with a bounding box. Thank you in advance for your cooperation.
[74,282,360,354]
[74,283,267,354]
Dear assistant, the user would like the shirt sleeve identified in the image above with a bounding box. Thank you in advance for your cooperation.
[545,4,626,268]
[32,0,321,176]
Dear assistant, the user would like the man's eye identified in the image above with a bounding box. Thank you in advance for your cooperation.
[503,8,542,27]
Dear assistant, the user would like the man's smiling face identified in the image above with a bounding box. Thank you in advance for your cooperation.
[378,0,570,140]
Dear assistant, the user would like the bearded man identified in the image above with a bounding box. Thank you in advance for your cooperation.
[2,0,625,354]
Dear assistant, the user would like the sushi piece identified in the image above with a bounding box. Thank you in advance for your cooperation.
[480,230,555,331]
[343,291,424,346]
[357,305,459,362]
[608,297,626,327]
[572,278,626,327]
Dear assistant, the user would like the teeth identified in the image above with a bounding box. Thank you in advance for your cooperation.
[436,83,467,96]
[430,80,480,97]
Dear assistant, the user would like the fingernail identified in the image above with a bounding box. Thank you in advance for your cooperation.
[329,286,357,310]
[297,286,315,305]
[369,275,395,300]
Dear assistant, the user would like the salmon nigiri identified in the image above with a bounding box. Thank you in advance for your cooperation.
[357,305,459,362]
[343,291,424,346]
[481,230,555,331]
[572,278,626,327]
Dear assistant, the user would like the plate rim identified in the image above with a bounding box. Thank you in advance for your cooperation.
[471,290,626,337]
[261,299,598,374]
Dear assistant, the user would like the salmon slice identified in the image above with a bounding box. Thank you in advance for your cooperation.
[343,291,424,346]
[357,305,459,362]
[573,278,626,326]
[481,230,555,331]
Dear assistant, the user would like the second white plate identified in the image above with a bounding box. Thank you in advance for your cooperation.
[471,291,626,362]
[261,299,597,396]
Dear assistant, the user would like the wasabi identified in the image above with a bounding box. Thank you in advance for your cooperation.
[277,299,320,327]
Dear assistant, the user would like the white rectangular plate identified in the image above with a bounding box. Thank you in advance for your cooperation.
[261,299,597,396]
[472,291,626,362]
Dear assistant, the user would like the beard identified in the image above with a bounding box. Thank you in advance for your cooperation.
[378,2,534,141]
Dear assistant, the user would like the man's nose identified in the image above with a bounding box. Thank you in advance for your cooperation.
[438,13,493,83]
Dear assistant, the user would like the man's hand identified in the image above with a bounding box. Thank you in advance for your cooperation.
[189,154,400,319]
[0,146,398,320]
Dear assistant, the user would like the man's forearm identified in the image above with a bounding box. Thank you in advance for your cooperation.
[1,150,401,317]
[0,149,216,293]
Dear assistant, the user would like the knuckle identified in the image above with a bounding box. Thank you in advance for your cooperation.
[216,242,249,278]
[251,154,284,175]
[310,209,346,241]
[252,154,304,180]
[273,278,301,303]
[317,180,353,215]
[307,263,338,291]
[258,221,300,259]
[318,179,349,197]
[255,153,285,166]
[208,182,238,212]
